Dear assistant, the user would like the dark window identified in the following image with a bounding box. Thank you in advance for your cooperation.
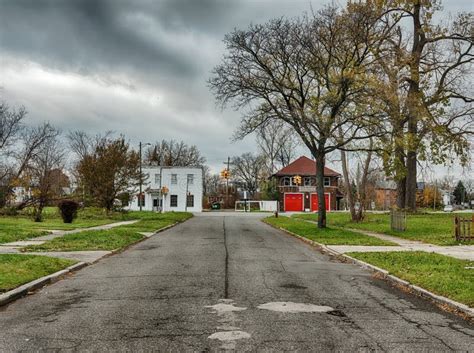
[153,199,158,207]
[324,177,331,187]
[170,195,178,207]
[186,194,194,207]
[281,177,292,186]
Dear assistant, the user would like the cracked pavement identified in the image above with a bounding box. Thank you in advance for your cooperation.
[0,213,472,351]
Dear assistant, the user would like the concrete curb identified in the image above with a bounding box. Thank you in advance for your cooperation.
[0,217,191,307]
[262,219,474,322]
[0,262,87,307]
[341,253,474,322]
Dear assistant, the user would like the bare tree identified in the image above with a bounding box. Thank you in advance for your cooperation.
[374,2,473,211]
[231,153,266,197]
[0,103,25,153]
[144,139,206,167]
[256,120,298,175]
[27,130,64,221]
[0,104,26,190]
[210,4,387,227]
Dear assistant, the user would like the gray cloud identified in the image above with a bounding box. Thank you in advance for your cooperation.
[0,0,471,173]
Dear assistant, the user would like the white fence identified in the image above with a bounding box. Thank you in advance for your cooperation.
[235,200,278,212]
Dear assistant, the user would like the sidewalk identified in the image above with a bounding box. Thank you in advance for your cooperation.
[302,219,474,261]
[0,220,139,263]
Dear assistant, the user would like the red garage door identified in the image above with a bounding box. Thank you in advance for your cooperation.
[284,193,304,212]
[311,193,330,211]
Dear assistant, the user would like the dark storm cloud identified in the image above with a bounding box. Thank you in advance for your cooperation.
[0,0,208,79]
[1,0,470,172]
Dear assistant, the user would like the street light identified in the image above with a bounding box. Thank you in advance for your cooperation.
[139,142,151,211]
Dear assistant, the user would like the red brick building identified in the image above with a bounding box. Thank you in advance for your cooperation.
[272,156,342,212]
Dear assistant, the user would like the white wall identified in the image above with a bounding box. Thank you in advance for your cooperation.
[129,166,203,212]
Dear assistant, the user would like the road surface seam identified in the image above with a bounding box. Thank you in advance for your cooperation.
[223,216,229,299]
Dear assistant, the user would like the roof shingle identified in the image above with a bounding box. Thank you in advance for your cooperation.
[274,156,341,177]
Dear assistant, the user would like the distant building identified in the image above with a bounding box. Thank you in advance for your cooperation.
[129,166,203,212]
[271,156,342,212]
[374,180,397,210]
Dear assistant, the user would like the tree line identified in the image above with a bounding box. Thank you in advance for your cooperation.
[0,105,208,221]
[209,0,473,227]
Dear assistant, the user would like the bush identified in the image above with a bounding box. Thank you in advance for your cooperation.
[58,200,80,223]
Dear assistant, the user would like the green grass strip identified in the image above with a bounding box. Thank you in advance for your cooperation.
[23,212,193,252]
[0,254,76,292]
[292,212,472,246]
[348,251,474,307]
[264,216,395,246]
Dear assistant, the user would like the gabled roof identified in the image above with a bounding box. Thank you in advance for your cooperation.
[274,156,341,177]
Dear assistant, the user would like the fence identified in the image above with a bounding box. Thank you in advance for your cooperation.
[454,215,474,242]
[390,209,406,231]
[235,200,278,212]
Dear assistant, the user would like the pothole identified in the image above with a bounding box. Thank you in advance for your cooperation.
[327,310,346,317]
[257,302,334,313]
[280,283,307,289]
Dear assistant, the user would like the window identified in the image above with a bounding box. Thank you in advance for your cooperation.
[170,195,178,207]
[187,174,194,185]
[155,174,160,184]
[281,177,292,186]
[171,174,177,184]
[324,177,331,187]
[304,177,312,186]
[186,194,194,207]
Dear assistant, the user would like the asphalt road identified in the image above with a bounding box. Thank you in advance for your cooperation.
[0,213,473,351]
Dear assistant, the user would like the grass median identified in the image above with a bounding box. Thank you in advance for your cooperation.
[264,216,395,246]
[292,212,472,246]
[0,254,76,293]
[23,211,193,252]
[347,251,474,307]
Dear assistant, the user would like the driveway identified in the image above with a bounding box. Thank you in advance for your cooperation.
[0,213,472,351]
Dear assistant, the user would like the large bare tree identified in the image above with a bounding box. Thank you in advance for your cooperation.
[144,139,206,167]
[256,120,298,175]
[374,1,473,211]
[231,153,266,197]
[210,4,386,227]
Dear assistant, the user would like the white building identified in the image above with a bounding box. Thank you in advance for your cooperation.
[129,166,203,212]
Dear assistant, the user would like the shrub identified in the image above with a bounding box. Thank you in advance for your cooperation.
[58,200,80,223]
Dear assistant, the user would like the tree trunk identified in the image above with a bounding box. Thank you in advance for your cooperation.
[340,149,357,221]
[405,148,417,212]
[315,154,326,228]
[355,144,373,221]
[34,203,44,222]
[405,2,423,213]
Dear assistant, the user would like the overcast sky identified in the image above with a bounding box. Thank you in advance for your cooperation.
[0,0,472,178]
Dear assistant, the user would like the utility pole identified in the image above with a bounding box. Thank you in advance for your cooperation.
[223,157,230,209]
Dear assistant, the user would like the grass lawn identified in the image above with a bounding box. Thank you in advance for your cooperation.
[0,254,76,292]
[23,212,193,252]
[0,207,195,245]
[292,212,472,246]
[264,216,395,246]
[0,207,128,244]
[347,251,474,307]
